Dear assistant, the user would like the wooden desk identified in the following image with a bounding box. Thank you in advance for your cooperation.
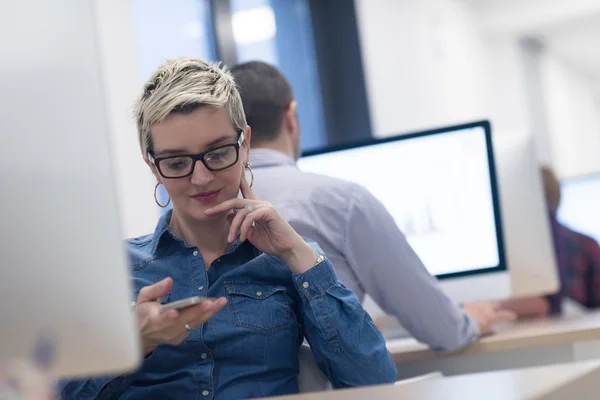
[388,310,600,379]
[262,360,600,400]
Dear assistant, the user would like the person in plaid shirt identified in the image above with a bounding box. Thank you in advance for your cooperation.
[500,167,600,317]
[543,168,600,308]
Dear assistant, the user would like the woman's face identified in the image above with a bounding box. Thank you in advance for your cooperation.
[147,107,250,222]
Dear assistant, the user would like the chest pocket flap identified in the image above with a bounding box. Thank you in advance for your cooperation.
[225,283,291,334]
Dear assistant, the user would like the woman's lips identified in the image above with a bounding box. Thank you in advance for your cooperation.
[191,190,221,203]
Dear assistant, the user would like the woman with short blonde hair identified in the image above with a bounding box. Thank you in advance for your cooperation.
[60,58,396,399]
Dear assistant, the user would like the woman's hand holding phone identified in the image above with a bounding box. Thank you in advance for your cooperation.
[135,278,227,356]
[158,296,215,313]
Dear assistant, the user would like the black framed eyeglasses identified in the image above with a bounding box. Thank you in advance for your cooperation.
[148,131,245,179]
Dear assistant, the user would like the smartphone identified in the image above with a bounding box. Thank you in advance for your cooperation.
[158,296,213,313]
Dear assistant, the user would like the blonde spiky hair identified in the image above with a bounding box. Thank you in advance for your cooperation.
[134,58,246,155]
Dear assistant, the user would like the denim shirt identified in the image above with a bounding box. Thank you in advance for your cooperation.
[60,211,397,399]
[251,149,479,351]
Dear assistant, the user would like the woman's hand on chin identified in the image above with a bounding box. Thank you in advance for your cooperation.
[204,173,318,274]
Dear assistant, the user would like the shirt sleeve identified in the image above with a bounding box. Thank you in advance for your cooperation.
[547,213,568,314]
[583,237,600,308]
[293,242,398,388]
[59,375,134,399]
[342,184,479,352]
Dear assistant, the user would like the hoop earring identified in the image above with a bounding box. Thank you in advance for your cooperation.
[245,161,254,188]
[154,182,171,208]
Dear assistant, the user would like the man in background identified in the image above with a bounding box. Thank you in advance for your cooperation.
[542,167,600,309]
[499,167,600,317]
[231,61,516,352]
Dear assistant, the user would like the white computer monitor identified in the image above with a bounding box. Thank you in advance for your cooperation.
[492,133,560,298]
[0,1,139,378]
[558,174,600,244]
[298,121,510,303]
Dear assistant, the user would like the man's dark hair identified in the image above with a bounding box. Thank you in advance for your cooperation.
[230,61,294,145]
[541,166,561,212]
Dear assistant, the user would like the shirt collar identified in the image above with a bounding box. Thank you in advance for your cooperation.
[149,209,259,257]
[150,210,179,255]
[250,149,296,169]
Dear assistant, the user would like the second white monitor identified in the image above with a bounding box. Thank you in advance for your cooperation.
[298,123,503,279]
[559,174,600,244]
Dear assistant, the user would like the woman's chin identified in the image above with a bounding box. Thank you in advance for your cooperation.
[185,203,225,223]
[186,207,213,221]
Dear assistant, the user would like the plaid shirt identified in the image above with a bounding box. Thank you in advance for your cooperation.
[560,223,600,308]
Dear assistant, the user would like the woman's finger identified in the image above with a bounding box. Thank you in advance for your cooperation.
[241,168,257,200]
[228,206,249,242]
[137,277,173,304]
[180,298,227,329]
[150,307,179,321]
[156,309,179,326]
[226,212,237,227]
[188,309,220,330]
[144,308,179,334]
[205,198,261,216]
[239,208,262,242]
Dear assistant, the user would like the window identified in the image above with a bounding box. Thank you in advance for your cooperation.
[132,0,217,78]
[229,0,327,151]
[132,0,218,212]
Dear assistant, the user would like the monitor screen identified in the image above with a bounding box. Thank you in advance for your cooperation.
[558,174,600,244]
[298,122,504,278]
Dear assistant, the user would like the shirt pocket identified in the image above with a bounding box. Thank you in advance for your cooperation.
[224,283,292,334]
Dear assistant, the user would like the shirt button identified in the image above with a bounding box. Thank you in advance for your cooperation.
[198,286,204,291]
[193,250,199,256]
[201,353,207,359]
[302,282,309,289]
[202,390,209,396]
[256,291,262,296]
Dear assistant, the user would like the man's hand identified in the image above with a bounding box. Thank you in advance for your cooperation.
[463,302,517,336]
[499,296,550,319]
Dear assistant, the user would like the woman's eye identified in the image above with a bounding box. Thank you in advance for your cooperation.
[207,150,228,160]
[164,158,188,170]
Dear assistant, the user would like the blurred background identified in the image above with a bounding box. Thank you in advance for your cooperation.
[92,0,600,238]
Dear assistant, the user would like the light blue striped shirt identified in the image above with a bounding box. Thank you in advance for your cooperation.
[250,149,479,352]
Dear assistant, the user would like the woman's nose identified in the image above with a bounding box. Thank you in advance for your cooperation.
[190,160,214,185]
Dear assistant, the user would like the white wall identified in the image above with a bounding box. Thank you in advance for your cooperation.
[93,0,159,238]
[354,0,600,181]
[478,37,532,136]
[541,54,600,178]
[354,0,532,140]
[354,0,473,136]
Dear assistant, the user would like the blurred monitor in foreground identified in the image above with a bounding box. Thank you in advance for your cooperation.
[0,0,139,378]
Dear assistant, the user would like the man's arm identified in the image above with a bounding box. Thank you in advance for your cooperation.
[342,185,479,352]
